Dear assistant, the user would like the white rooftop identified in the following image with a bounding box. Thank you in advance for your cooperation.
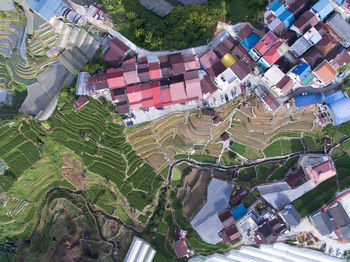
[124,236,156,262]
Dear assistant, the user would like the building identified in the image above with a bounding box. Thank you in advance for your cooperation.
[190,178,235,244]
[220,53,236,68]
[291,62,312,84]
[200,75,218,100]
[281,204,302,228]
[285,167,306,188]
[237,24,253,41]
[305,157,336,184]
[259,40,289,69]
[290,11,318,36]
[254,209,286,244]
[231,204,247,220]
[311,210,335,235]
[313,60,337,85]
[220,132,230,141]
[326,13,350,48]
[241,32,261,52]
[220,225,241,243]
[124,236,156,262]
[302,47,324,70]
[311,0,334,20]
[326,45,350,70]
[263,94,280,112]
[74,96,89,111]
[276,75,294,96]
[230,60,251,81]
[76,72,89,96]
[218,210,236,229]
[200,50,220,70]
[251,31,278,59]
[280,30,298,47]
[290,36,312,57]
[27,0,68,21]
[264,65,285,87]
[188,242,345,262]
[173,230,194,258]
[102,38,130,67]
[316,34,338,56]
[230,187,248,205]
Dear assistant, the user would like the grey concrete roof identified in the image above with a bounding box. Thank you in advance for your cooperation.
[327,14,350,45]
[281,204,302,227]
[327,202,350,227]
[0,0,15,11]
[191,178,235,245]
[311,211,334,236]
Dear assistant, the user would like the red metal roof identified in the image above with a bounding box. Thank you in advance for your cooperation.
[185,78,202,100]
[106,68,125,89]
[160,88,172,104]
[140,82,153,100]
[149,62,162,80]
[174,239,190,258]
[184,54,201,71]
[101,38,130,66]
[276,75,294,95]
[254,31,278,56]
[170,81,187,101]
[218,211,235,229]
[74,96,89,110]
[263,40,283,66]
[230,60,251,81]
[126,84,142,104]
[316,34,338,56]
[151,81,162,108]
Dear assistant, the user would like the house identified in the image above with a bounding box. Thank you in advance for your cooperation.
[126,84,142,109]
[170,80,187,102]
[124,236,156,262]
[315,22,329,37]
[265,12,286,35]
[302,47,324,70]
[232,44,256,70]
[326,45,350,70]
[263,94,280,111]
[184,54,201,71]
[159,55,173,77]
[292,62,312,84]
[237,24,253,41]
[255,222,276,244]
[251,31,278,60]
[290,11,318,36]
[220,132,230,141]
[286,0,310,18]
[281,204,302,228]
[207,62,226,78]
[200,50,220,70]
[230,60,251,81]
[326,13,350,48]
[241,32,261,51]
[327,202,350,227]
[285,167,306,188]
[305,157,336,185]
[313,60,337,85]
[111,88,127,103]
[303,27,323,45]
[264,65,285,87]
[280,30,298,47]
[137,65,150,82]
[220,225,241,243]
[316,34,338,56]
[218,210,236,229]
[107,68,125,89]
[230,187,248,205]
[222,35,238,51]
[220,53,236,68]
[275,56,294,74]
[231,204,247,220]
[123,62,139,85]
[276,75,294,95]
[169,53,186,75]
[311,0,334,21]
[213,42,230,58]
[74,96,89,110]
[213,116,223,125]
[215,67,237,89]
[88,72,108,92]
[101,38,130,67]
[290,36,312,57]
[184,72,202,100]
[200,75,218,100]
[311,211,335,235]
[259,40,288,69]
[149,62,162,80]
[76,72,89,96]
[173,230,194,258]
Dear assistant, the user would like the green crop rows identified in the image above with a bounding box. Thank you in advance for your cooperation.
[48,99,162,212]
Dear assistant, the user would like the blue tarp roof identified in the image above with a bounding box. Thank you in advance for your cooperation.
[312,0,334,20]
[27,0,67,21]
[241,32,260,51]
[278,10,295,28]
[335,0,344,5]
[295,93,325,107]
[231,204,247,220]
[292,63,311,81]
[328,96,350,125]
[294,90,350,125]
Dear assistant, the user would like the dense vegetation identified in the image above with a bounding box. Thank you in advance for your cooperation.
[101,0,267,50]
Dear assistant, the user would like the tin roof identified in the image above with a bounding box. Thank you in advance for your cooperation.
[316,34,338,56]
[314,60,337,84]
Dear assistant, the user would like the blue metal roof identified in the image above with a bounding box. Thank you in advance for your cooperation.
[27,0,67,21]
[312,0,334,20]
[241,32,260,51]
[231,204,247,220]
[335,0,344,5]
[268,0,285,16]
[278,10,295,28]
[292,63,311,81]
[295,93,326,107]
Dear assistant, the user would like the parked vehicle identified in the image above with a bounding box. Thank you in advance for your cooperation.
[225,94,229,102]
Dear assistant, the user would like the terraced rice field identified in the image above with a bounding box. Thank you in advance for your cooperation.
[6,49,37,84]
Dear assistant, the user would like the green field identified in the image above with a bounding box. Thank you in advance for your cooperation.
[263,139,304,157]
[220,151,241,166]
[230,142,263,160]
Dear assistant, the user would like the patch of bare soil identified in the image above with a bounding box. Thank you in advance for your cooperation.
[176,168,211,221]
[61,152,85,190]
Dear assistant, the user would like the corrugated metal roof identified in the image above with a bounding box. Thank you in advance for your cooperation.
[294,93,325,107]
[231,204,247,220]
[241,33,261,51]
[278,10,295,27]
[312,0,334,20]
[327,95,350,125]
